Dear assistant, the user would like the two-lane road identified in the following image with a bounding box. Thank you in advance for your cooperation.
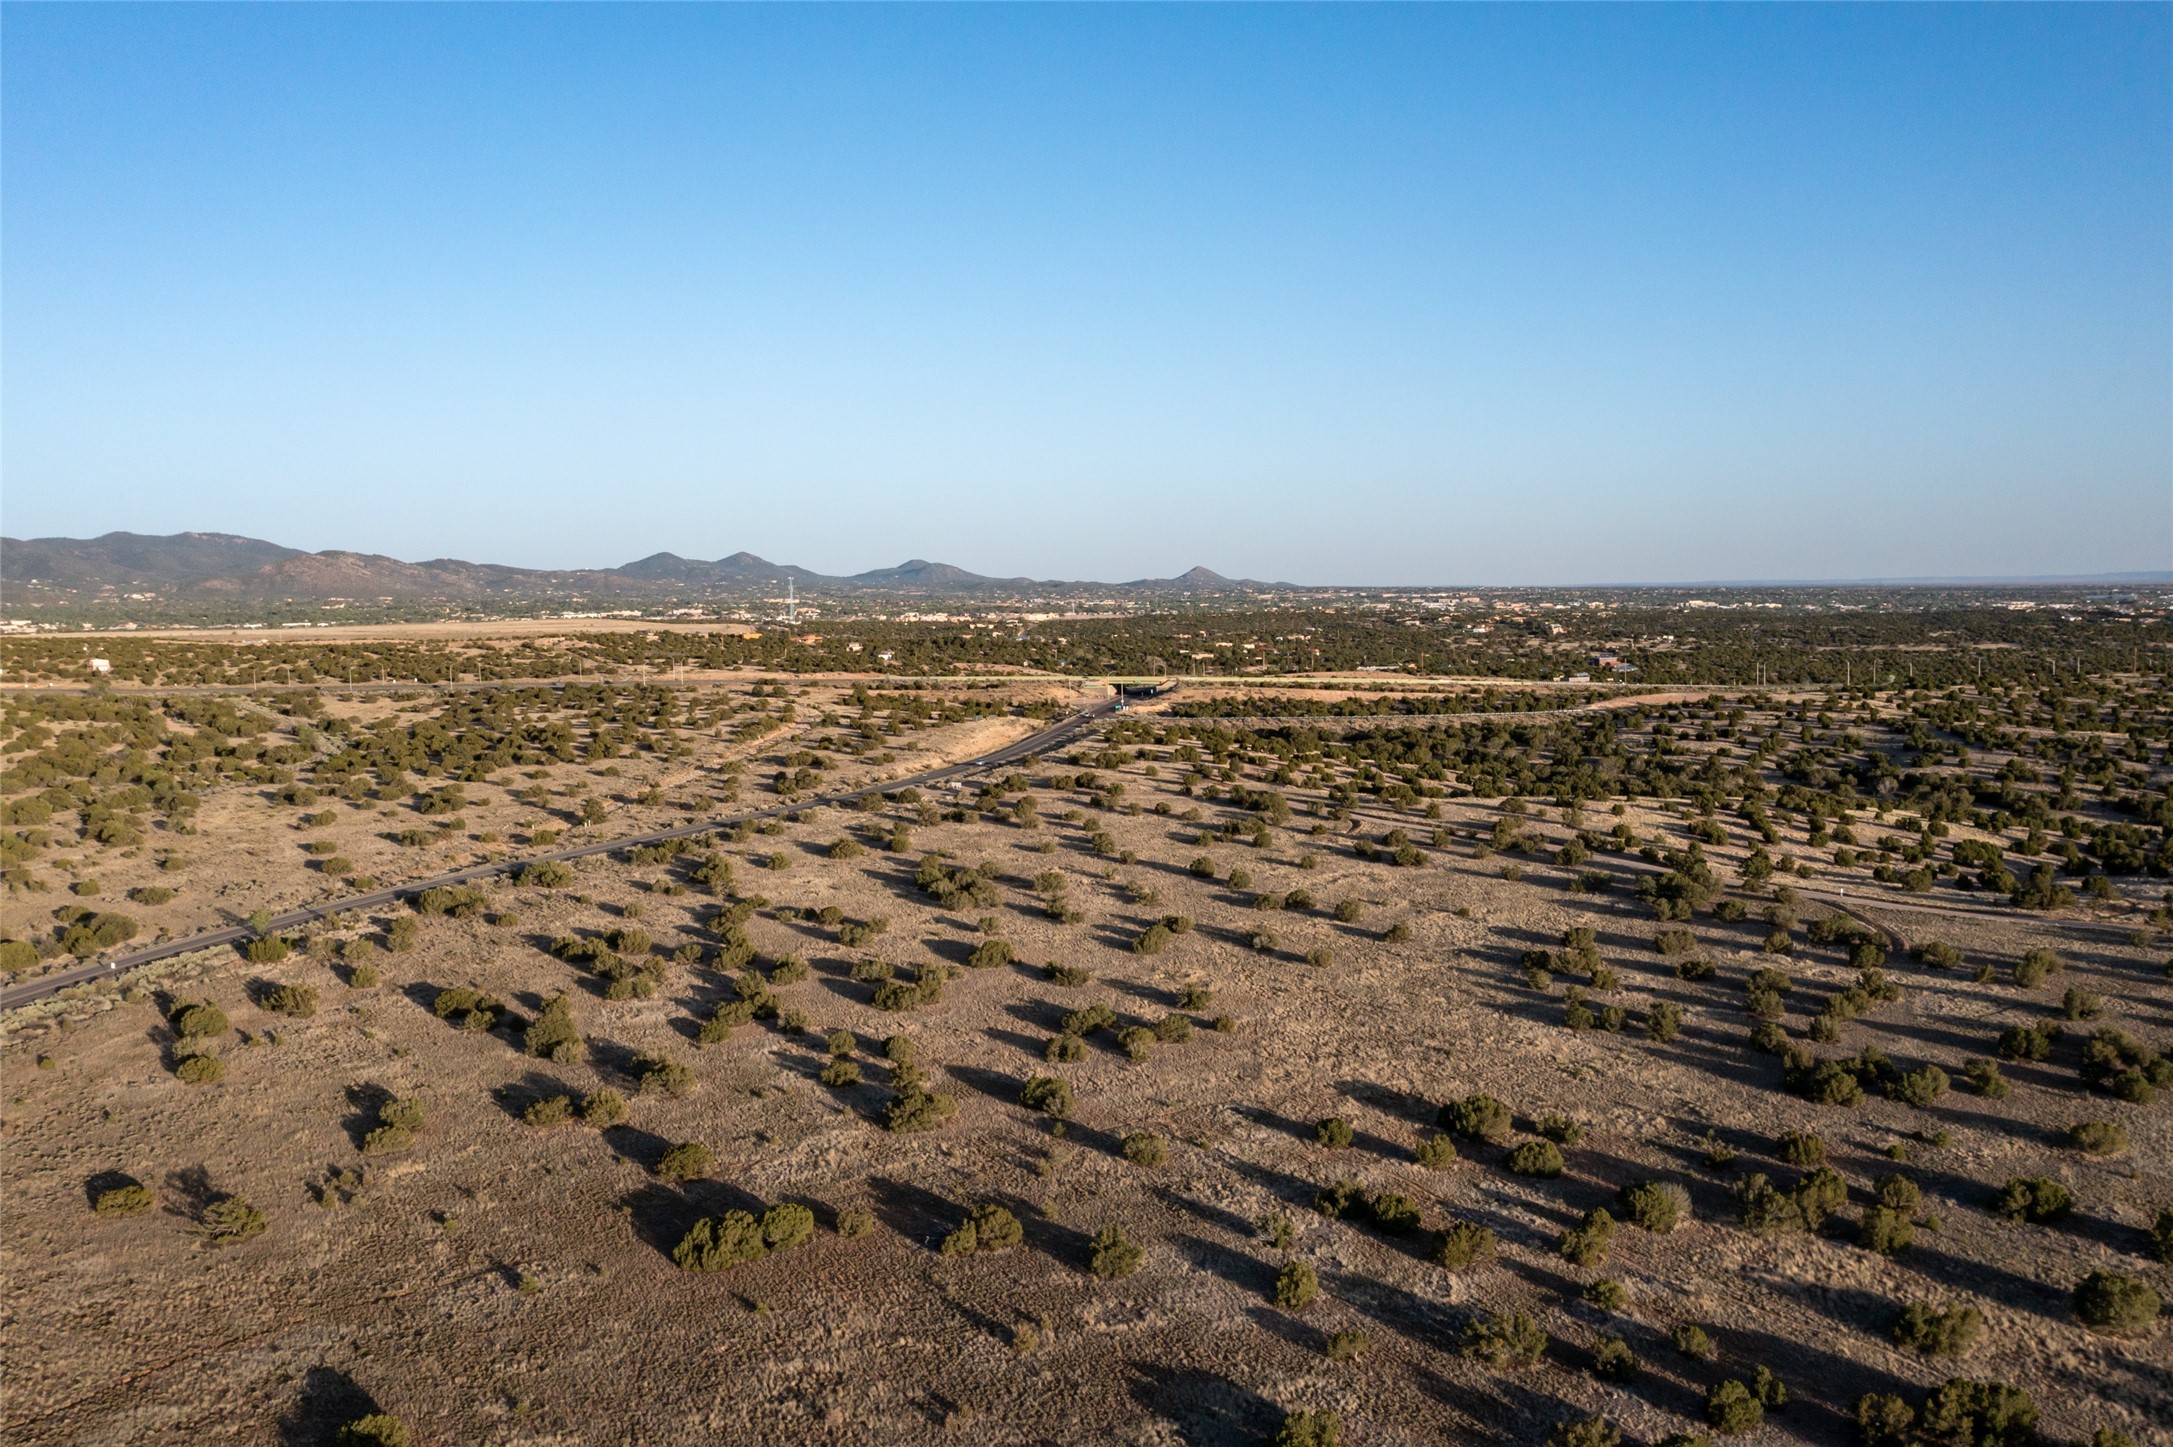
[0,696,1123,1013]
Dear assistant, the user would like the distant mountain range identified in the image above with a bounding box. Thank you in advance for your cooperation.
[0,531,1261,600]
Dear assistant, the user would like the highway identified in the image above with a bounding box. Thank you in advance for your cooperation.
[0,695,1123,1013]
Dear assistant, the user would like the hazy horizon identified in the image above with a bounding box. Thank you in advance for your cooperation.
[5,6,2168,585]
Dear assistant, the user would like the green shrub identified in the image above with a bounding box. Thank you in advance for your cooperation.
[941,1202,1022,1256]
[1917,941,1963,970]
[1314,1116,1353,1149]
[1914,1379,2038,1446]
[93,1183,155,1215]
[518,860,576,889]
[335,1415,411,1447]
[1312,1177,1361,1220]
[967,939,1015,970]
[1021,1075,1073,1118]
[1876,1173,1921,1216]
[1778,1130,1826,1167]
[1853,1393,1915,1447]
[1415,1134,1458,1169]
[523,1094,573,1127]
[175,1054,225,1085]
[1733,1174,1805,1234]
[1274,1259,1319,1310]
[1088,1225,1144,1279]
[240,932,295,966]
[1367,1191,1421,1233]
[1591,1336,1638,1383]
[656,1141,713,1181]
[1550,1417,1621,1447]
[1704,1379,1762,1435]
[1891,1065,1949,1107]
[1558,1208,1615,1267]
[259,983,317,1017]
[871,966,945,1012]
[2073,1271,2161,1335]
[1962,1059,2010,1099]
[361,1108,415,1152]
[1991,1177,2071,1225]
[1672,1324,1716,1360]
[1893,1302,1984,1357]
[1586,1278,1627,1310]
[1133,923,1172,956]
[1462,1310,1546,1369]
[60,910,139,957]
[2069,1120,2128,1157]
[173,1000,229,1039]
[1619,1179,1688,1232]
[1060,1002,1115,1036]
[1324,1330,1369,1361]
[1442,1093,1512,1144]
[577,1088,626,1127]
[1120,1132,1166,1167]
[1996,1020,2058,1062]
[193,1195,267,1246]
[1506,1140,1565,1177]
[2153,1207,2173,1265]
[1432,1221,1495,1271]
[1537,1114,1584,1145]
[634,1051,695,1097]
[835,1208,874,1238]
[752,1201,818,1261]
[819,1057,862,1088]
[1273,1410,1340,1447]
[2013,947,2063,988]
[524,994,582,1063]
[673,1203,816,1271]
[1859,1206,1915,1256]
[883,1087,956,1133]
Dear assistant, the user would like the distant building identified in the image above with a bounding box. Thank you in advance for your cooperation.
[88,657,112,674]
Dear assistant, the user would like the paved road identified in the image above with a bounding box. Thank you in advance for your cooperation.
[0,672,1114,698]
[0,698,1122,1012]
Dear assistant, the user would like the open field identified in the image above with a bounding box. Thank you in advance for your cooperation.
[3,661,2170,1446]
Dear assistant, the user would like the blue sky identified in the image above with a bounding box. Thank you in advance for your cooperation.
[5,5,2167,584]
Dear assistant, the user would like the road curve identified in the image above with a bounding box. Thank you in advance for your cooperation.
[0,698,1121,1013]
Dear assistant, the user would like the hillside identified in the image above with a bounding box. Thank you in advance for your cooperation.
[0,532,1263,601]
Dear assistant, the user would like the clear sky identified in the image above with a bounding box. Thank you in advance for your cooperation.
[5,4,2168,585]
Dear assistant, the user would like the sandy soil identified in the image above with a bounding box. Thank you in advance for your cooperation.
[3,731,2166,1446]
